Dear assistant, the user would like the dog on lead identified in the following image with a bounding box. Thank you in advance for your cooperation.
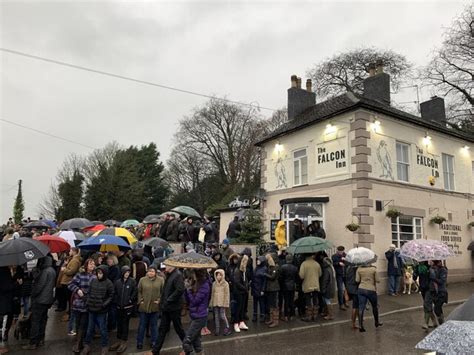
[402,266,419,295]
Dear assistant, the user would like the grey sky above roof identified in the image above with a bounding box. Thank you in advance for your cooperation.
[0,1,466,221]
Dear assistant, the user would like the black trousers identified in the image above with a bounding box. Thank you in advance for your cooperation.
[153,310,185,354]
[231,293,246,324]
[116,308,132,341]
[282,290,295,317]
[29,303,50,346]
[183,316,207,355]
[56,286,70,310]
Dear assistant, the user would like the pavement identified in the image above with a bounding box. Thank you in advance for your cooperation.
[4,281,474,354]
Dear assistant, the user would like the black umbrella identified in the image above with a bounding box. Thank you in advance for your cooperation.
[104,220,122,227]
[0,238,50,266]
[143,237,170,249]
[90,221,104,226]
[59,218,94,230]
[143,215,161,224]
[23,220,51,229]
[294,205,320,216]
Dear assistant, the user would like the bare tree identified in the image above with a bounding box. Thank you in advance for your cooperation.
[82,141,121,185]
[38,184,61,219]
[307,47,412,100]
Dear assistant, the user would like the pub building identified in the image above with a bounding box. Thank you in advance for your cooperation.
[256,63,474,290]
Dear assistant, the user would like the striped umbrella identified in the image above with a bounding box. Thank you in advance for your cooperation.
[93,227,137,245]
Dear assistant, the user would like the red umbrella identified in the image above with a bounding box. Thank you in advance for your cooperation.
[34,235,71,253]
[83,224,106,233]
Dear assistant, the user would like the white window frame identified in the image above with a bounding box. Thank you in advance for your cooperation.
[391,216,423,248]
[442,153,455,191]
[293,148,308,186]
[396,141,410,182]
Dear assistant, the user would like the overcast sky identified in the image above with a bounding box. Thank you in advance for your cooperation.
[0,0,466,222]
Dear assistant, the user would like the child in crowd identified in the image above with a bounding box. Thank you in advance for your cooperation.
[210,269,231,336]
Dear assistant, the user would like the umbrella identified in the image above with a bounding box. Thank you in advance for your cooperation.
[90,221,103,225]
[447,295,474,321]
[468,241,474,251]
[77,235,132,252]
[121,219,140,228]
[34,235,70,253]
[23,220,51,229]
[171,206,201,219]
[287,237,334,254]
[93,227,137,245]
[104,220,122,227]
[400,239,456,261]
[143,215,161,224]
[415,320,474,355]
[0,238,50,266]
[294,205,320,216]
[159,212,180,219]
[143,237,170,249]
[54,230,86,248]
[83,224,106,233]
[346,247,377,265]
[42,220,58,228]
[60,218,93,230]
[164,252,217,269]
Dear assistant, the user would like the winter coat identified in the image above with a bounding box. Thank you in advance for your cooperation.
[356,266,379,292]
[251,257,267,297]
[107,265,120,283]
[212,252,227,273]
[279,261,298,291]
[221,246,234,262]
[429,266,448,293]
[31,256,56,306]
[0,267,15,315]
[138,275,164,313]
[185,280,211,319]
[203,222,217,243]
[299,257,322,293]
[413,263,430,290]
[385,250,403,276]
[166,219,179,242]
[345,265,359,295]
[132,260,148,282]
[86,265,114,313]
[68,270,96,313]
[210,269,230,308]
[275,221,286,249]
[309,226,326,239]
[242,248,254,281]
[159,220,170,240]
[320,257,336,299]
[226,220,241,240]
[183,223,199,243]
[117,254,131,269]
[113,274,137,309]
[228,254,248,295]
[59,255,82,285]
[331,253,346,277]
[160,268,185,312]
[264,254,280,293]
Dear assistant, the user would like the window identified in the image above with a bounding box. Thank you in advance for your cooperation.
[293,149,308,186]
[442,153,455,191]
[396,142,410,182]
[391,216,423,247]
[283,202,324,244]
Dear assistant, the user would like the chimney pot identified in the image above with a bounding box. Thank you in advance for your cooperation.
[420,96,446,126]
[287,74,316,120]
[306,79,312,92]
[368,63,376,77]
[290,75,298,88]
[296,77,302,89]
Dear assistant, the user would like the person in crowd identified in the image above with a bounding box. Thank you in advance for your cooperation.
[0,266,16,353]
[202,216,217,244]
[413,261,436,329]
[356,262,382,332]
[136,266,164,350]
[264,253,280,328]
[166,214,180,242]
[385,244,403,296]
[307,221,326,239]
[159,215,171,240]
[251,256,267,322]
[212,251,227,272]
[429,260,448,325]
[59,248,82,332]
[228,254,249,333]
[299,253,322,322]
[106,254,120,283]
[117,251,131,270]
[81,265,114,355]
[2,227,14,241]
[23,255,56,350]
[182,269,211,354]
[274,221,287,250]
[132,253,148,283]
[241,248,253,321]
[69,258,96,354]
[292,219,305,241]
[152,265,186,355]
[279,254,298,321]
[183,217,198,244]
[332,246,348,310]
[345,263,360,329]
[210,269,231,336]
[109,265,137,354]
[220,239,234,262]
[226,216,241,241]
[318,251,337,320]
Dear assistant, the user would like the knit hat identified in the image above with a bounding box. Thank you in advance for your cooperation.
[222,238,230,245]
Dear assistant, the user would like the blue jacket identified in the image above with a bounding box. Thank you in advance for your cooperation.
[331,253,346,277]
[251,258,267,297]
[385,250,403,276]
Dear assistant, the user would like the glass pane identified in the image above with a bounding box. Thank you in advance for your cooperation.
[294,160,300,185]
[400,233,413,240]
[402,145,409,163]
[391,224,398,231]
[399,216,413,225]
[397,163,408,181]
[400,225,414,233]
[396,143,402,160]
[294,149,306,159]
[301,157,308,184]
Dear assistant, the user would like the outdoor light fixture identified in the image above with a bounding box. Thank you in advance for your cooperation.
[463,145,470,150]
[370,120,381,133]
[325,123,337,135]
[274,142,283,153]
[423,134,432,146]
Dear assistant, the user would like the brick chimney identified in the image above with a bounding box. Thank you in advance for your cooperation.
[288,75,316,120]
[420,96,446,125]
[363,60,390,105]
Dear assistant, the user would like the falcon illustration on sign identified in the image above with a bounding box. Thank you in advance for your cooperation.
[376,140,394,180]
[274,156,287,189]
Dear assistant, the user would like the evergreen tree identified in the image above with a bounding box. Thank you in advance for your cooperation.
[238,208,266,244]
[84,163,113,220]
[56,170,84,220]
[13,179,25,224]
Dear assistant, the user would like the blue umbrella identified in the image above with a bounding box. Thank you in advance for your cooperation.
[42,219,57,228]
[77,235,131,252]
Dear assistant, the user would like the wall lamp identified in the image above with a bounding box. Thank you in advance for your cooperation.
[370,120,381,133]
[422,134,432,146]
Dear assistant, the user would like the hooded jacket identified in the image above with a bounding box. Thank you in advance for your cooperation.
[275,221,286,249]
[320,257,336,299]
[279,256,298,291]
[185,278,211,319]
[86,265,114,313]
[210,269,230,308]
[31,256,56,305]
[264,254,280,292]
[0,267,16,314]
[113,266,138,309]
[160,268,185,312]
[228,254,248,295]
[251,256,267,297]
[137,271,164,313]
[59,254,82,285]
[212,252,227,272]
[299,256,322,293]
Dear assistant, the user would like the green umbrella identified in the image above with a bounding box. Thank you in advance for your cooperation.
[121,219,140,228]
[287,236,334,254]
[171,206,201,219]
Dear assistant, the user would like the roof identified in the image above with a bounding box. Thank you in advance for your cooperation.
[256,92,474,145]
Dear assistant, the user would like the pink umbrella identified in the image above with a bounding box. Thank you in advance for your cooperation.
[400,239,455,261]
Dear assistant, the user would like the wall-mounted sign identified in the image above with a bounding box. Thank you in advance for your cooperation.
[315,137,349,178]
[416,147,439,178]
[439,223,462,255]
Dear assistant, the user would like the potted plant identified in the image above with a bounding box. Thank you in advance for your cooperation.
[345,222,360,232]
[430,215,447,225]
[386,208,402,219]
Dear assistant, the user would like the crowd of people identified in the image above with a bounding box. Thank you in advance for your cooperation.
[0,216,450,355]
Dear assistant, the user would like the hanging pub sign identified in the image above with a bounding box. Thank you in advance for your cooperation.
[416,147,440,178]
[315,137,349,178]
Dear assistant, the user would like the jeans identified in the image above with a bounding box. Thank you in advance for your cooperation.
[21,296,30,315]
[213,307,229,332]
[153,310,185,354]
[137,312,158,346]
[433,291,448,318]
[388,275,401,295]
[68,311,76,332]
[117,308,133,341]
[357,288,380,323]
[84,312,108,347]
[74,311,89,349]
[336,275,345,306]
[282,290,295,317]
[182,317,207,355]
[252,295,266,318]
[29,303,50,346]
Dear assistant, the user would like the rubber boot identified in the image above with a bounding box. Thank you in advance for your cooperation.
[269,309,279,328]
[422,313,430,330]
[116,340,127,353]
[351,309,358,329]
[109,341,121,351]
[358,310,366,332]
[373,307,383,328]
[323,305,334,320]
[429,313,439,328]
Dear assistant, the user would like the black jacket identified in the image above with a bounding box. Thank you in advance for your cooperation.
[113,276,137,309]
[0,267,15,314]
[345,265,358,295]
[87,265,114,313]
[279,262,298,291]
[226,220,241,239]
[31,256,56,306]
[160,269,184,312]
